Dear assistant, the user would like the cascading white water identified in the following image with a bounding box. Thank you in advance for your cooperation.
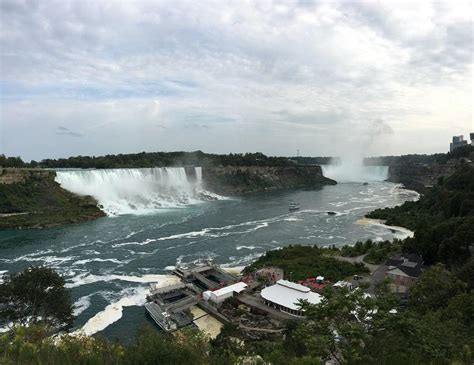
[55,167,221,215]
[321,164,388,183]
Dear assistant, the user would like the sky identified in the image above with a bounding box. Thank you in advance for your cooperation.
[0,0,473,161]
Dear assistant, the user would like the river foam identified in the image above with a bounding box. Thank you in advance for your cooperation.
[66,273,181,288]
[77,287,148,336]
[75,274,182,336]
[356,218,414,240]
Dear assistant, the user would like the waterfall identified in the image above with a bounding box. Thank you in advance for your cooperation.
[321,164,388,183]
[55,167,220,215]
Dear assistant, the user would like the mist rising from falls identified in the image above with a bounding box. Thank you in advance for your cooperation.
[56,167,222,215]
[321,160,388,183]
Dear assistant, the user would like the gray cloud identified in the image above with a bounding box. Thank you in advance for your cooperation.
[0,0,472,160]
[56,126,84,138]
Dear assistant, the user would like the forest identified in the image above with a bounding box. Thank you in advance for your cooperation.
[368,163,474,271]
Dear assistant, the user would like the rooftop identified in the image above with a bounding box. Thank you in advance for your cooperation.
[276,279,310,293]
[261,279,322,311]
[211,282,247,297]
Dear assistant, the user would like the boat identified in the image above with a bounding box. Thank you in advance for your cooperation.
[289,203,300,211]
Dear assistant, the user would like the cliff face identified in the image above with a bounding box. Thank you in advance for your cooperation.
[0,168,53,184]
[0,168,105,229]
[202,165,336,195]
[387,163,456,192]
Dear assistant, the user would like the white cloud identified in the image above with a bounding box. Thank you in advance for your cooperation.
[0,0,472,160]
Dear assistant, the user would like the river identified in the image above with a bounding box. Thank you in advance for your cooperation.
[0,166,418,341]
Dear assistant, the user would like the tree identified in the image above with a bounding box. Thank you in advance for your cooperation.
[408,264,466,315]
[0,267,73,330]
[286,287,386,364]
[124,325,210,365]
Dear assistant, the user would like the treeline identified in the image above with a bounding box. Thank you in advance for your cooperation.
[365,145,474,166]
[0,155,27,168]
[368,163,474,272]
[288,156,334,165]
[3,145,473,169]
[1,152,295,169]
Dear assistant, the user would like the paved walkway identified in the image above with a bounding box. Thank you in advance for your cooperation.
[325,254,387,294]
[325,254,379,272]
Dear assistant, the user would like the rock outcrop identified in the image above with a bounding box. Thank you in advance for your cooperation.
[0,168,53,184]
[387,163,457,192]
[202,165,336,195]
[0,168,105,229]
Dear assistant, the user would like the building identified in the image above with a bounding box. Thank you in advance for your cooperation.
[450,135,468,152]
[471,133,474,146]
[203,282,247,305]
[260,279,322,316]
[385,254,424,293]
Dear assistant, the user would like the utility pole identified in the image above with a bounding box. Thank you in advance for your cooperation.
[296,149,299,158]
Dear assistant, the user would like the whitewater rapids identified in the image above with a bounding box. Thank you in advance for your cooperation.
[55,167,224,215]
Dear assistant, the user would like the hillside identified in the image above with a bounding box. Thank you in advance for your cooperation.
[367,163,474,268]
[0,169,105,229]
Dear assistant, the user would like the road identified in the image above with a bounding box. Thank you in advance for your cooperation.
[326,254,387,294]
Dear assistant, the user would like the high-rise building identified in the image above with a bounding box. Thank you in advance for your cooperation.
[470,133,474,146]
[450,135,468,152]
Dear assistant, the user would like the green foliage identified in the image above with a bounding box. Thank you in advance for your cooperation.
[267,277,474,364]
[244,245,369,282]
[0,267,73,329]
[0,155,26,168]
[0,324,119,365]
[0,173,104,229]
[0,324,212,365]
[339,239,401,264]
[36,151,295,169]
[368,164,474,267]
[408,264,466,315]
[456,256,474,289]
[124,326,210,365]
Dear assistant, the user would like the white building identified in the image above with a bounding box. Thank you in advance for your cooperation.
[260,279,322,316]
[203,282,247,304]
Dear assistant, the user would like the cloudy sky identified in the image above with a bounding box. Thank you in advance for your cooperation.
[0,0,472,161]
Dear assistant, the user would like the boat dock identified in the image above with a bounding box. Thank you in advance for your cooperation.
[146,262,238,332]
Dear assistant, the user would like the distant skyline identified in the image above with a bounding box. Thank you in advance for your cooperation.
[1,0,473,161]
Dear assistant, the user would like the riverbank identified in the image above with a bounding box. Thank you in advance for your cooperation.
[0,168,105,229]
[356,217,414,239]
